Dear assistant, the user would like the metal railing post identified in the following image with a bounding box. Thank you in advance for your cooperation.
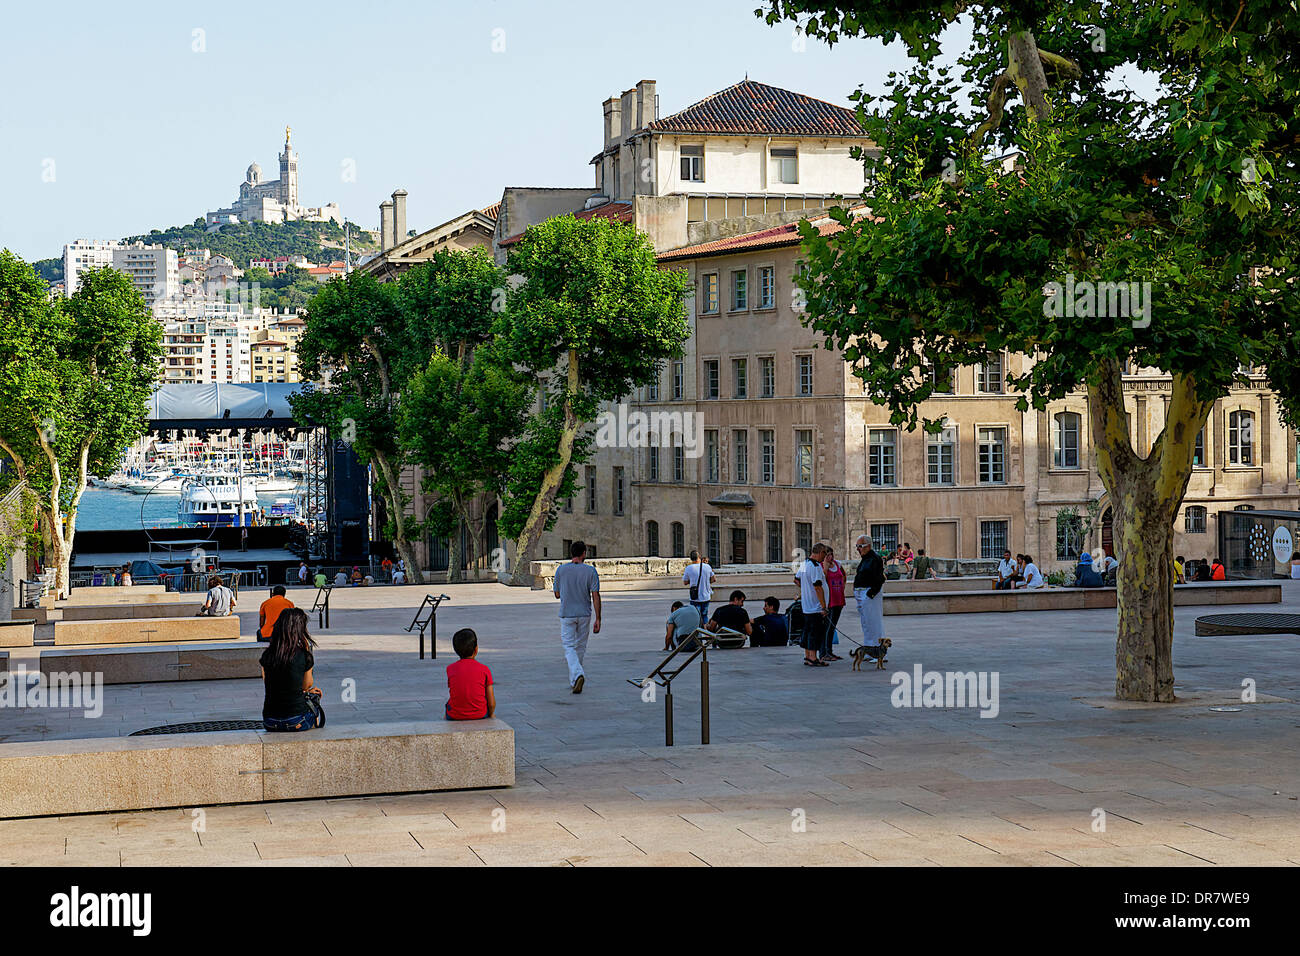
[664,683,674,747]
[700,657,709,745]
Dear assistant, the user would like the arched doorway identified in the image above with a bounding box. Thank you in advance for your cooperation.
[1101,507,1114,557]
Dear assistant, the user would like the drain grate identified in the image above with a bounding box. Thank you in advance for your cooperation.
[1194,613,1300,637]
[130,719,264,736]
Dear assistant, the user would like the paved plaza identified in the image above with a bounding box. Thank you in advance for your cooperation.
[2,580,1300,866]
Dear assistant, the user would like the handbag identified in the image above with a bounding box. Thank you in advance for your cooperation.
[687,565,699,601]
[303,688,326,728]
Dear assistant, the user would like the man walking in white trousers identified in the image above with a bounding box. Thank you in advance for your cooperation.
[553,540,601,694]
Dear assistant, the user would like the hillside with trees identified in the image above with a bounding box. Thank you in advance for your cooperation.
[31,218,378,284]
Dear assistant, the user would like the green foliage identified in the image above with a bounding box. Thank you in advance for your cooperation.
[498,216,691,540]
[766,1,1299,429]
[0,252,162,552]
[397,246,507,359]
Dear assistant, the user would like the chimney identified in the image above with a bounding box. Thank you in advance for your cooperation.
[636,79,657,129]
[379,200,395,252]
[620,88,638,135]
[391,189,408,245]
[603,97,622,149]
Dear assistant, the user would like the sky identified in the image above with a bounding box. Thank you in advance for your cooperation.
[0,0,949,262]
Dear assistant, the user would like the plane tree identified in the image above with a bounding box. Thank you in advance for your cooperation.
[760,1,1300,700]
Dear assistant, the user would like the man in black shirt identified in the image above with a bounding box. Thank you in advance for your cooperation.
[708,590,752,638]
[853,534,887,647]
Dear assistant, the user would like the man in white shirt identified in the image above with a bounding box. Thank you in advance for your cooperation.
[682,550,716,625]
[1020,555,1045,589]
[995,550,1018,590]
[795,543,831,665]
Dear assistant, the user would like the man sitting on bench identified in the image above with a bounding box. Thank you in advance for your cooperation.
[707,590,752,640]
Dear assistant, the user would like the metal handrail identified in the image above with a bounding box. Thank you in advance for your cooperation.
[406,593,450,659]
[628,627,713,747]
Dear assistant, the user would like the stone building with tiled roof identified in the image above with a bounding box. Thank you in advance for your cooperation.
[589,78,872,227]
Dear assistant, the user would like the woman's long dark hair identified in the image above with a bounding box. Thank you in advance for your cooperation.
[266,607,316,669]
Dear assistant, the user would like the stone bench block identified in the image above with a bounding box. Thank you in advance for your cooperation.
[0,621,35,647]
[0,719,515,818]
[879,582,1281,615]
[260,719,515,802]
[52,615,241,646]
[27,601,205,625]
[39,641,260,685]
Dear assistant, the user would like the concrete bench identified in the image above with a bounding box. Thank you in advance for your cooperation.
[24,601,205,625]
[39,642,261,685]
[878,581,1282,615]
[0,620,35,648]
[0,718,515,818]
[47,587,193,608]
[52,614,241,646]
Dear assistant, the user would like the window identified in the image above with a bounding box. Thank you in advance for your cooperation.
[976,353,1004,393]
[613,467,625,515]
[1193,429,1206,467]
[759,267,775,308]
[706,516,721,566]
[585,466,597,513]
[734,429,748,483]
[672,360,684,400]
[871,523,899,555]
[927,425,955,485]
[1053,411,1081,468]
[704,360,719,399]
[1185,505,1207,534]
[680,145,704,182]
[772,147,798,184]
[673,444,685,482]
[979,520,1008,559]
[926,363,955,393]
[795,429,814,486]
[797,354,813,395]
[731,270,748,311]
[1228,410,1254,464]
[760,357,775,397]
[1056,514,1084,560]
[671,521,685,558]
[563,496,573,513]
[705,429,719,483]
[701,273,719,314]
[766,520,784,563]
[868,429,897,486]
[647,375,659,402]
[732,358,747,398]
[760,429,775,484]
[647,446,659,482]
[978,427,1006,484]
[796,521,813,557]
[647,520,660,556]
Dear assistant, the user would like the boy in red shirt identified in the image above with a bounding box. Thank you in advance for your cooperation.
[445,628,495,721]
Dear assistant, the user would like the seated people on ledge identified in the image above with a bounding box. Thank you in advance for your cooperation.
[1073,552,1104,588]
[1015,555,1045,589]
[909,549,938,580]
[995,550,1019,590]
[751,596,790,647]
[445,627,495,721]
[708,590,753,638]
[1210,556,1227,580]
[260,609,324,732]
[1193,557,1213,581]
[665,600,701,651]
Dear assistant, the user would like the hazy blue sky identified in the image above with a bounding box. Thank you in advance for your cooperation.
[0,1,939,261]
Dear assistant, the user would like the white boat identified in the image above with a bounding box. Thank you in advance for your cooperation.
[124,470,187,494]
[250,472,299,493]
[177,474,259,527]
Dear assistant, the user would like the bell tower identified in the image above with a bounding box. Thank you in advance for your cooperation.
[278,125,298,209]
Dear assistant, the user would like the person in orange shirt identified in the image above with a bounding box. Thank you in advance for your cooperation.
[259,585,295,642]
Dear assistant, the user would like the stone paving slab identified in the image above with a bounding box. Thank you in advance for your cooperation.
[2,581,1300,864]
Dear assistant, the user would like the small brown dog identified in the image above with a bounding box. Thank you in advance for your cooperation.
[850,637,892,671]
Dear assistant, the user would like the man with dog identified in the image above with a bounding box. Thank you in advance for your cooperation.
[854,533,886,649]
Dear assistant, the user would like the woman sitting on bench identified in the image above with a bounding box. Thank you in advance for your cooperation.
[260,608,324,732]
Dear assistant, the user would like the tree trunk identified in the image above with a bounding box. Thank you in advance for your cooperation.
[1089,360,1213,701]
[504,350,581,587]
[371,449,424,585]
[446,521,463,584]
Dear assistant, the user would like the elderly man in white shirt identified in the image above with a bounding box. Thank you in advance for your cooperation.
[995,550,1018,590]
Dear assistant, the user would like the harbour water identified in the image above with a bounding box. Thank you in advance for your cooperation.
[77,486,278,531]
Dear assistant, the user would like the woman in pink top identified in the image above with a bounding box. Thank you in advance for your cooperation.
[822,547,847,660]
